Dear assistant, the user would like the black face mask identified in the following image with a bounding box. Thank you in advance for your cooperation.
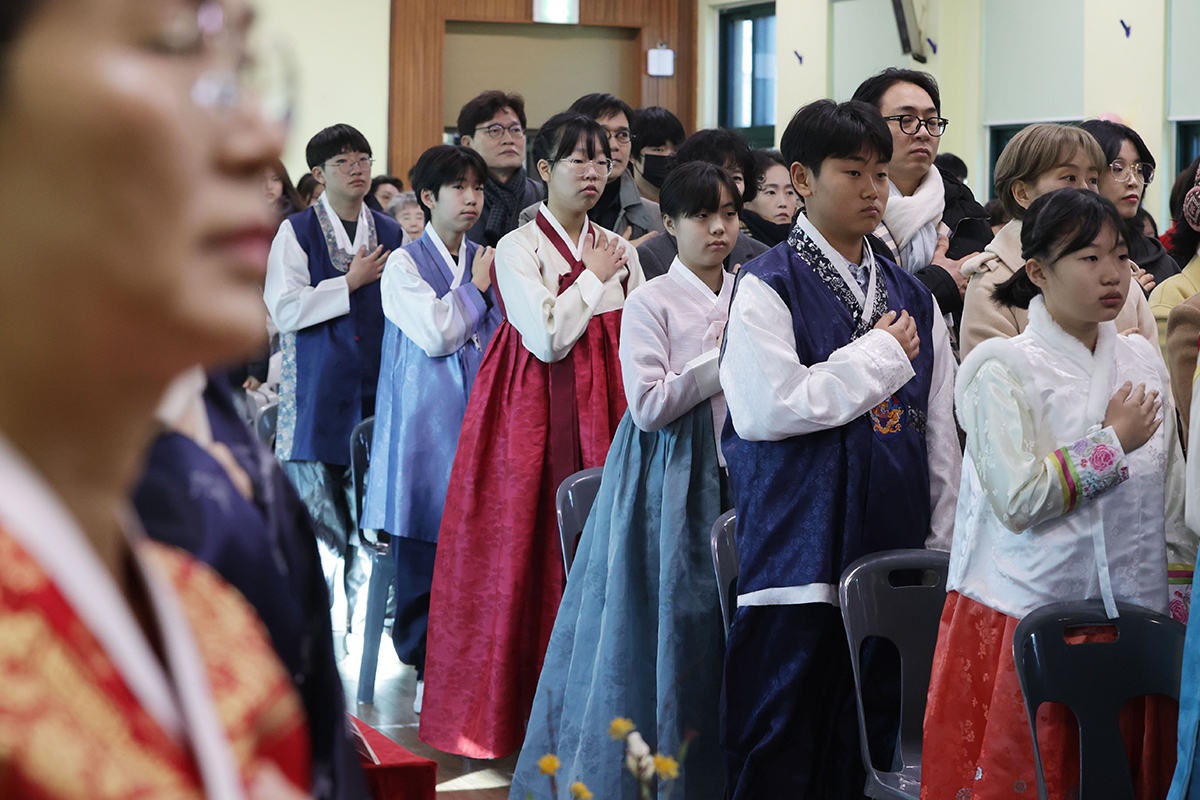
[639,153,674,188]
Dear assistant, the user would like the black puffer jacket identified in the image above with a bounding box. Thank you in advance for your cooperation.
[914,166,994,328]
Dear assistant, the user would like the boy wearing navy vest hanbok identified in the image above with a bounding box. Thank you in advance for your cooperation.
[264,124,402,616]
[718,100,961,798]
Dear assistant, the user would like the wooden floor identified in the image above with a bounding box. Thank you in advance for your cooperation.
[335,626,519,799]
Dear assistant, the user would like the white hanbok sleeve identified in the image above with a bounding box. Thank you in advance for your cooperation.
[620,290,721,432]
[264,219,350,334]
[719,273,916,441]
[924,303,962,550]
[960,359,1129,533]
[380,249,488,358]
[494,231,622,364]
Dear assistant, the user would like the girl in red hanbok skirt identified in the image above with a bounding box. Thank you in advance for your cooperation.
[420,112,644,758]
[922,188,1193,800]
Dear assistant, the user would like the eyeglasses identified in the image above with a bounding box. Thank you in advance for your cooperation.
[882,115,949,137]
[1109,159,1155,186]
[555,157,613,177]
[325,157,374,174]
[178,3,296,127]
[604,129,632,145]
[475,123,525,140]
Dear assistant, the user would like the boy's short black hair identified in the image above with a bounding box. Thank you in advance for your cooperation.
[630,106,686,159]
[659,161,743,220]
[531,112,611,185]
[457,90,528,139]
[408,145,488,221]
[1079,118,1156,169]
[851,67,942,113]
[673,128,759,203]
[568,93,635,125]
[780,99,893,177]
[371,175,404,194]
[934,152,968,182]
[306,124,372,170]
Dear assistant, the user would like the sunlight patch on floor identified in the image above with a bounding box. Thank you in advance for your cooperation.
[436,769,514,791]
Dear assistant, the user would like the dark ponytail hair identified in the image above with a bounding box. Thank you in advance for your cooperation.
[992,188,1129,309]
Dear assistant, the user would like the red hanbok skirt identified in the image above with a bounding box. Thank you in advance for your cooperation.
[921,591,1176,800]
[418,313,626,758]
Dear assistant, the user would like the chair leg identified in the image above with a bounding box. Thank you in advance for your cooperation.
[356,550,397,704]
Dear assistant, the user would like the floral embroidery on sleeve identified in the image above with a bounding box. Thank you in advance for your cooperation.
[1048,427,1128,512]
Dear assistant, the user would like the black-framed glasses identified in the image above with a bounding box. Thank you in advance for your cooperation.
[554,157,613,177]
[604,129,632,145]
[1109,159,1155,186]
[325,156,374,174]
[475,123,525,140]
[883,115,949,137]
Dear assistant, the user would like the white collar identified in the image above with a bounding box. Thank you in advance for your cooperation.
[794,212,873,273]
[424,222,468,282]
[1026,294,1116,370]
[319,191,371,252]
[0,433,247,800]
[667,256,734,309]
[537,203,586,260]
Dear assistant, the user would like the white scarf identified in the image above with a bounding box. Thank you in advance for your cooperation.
[884,168,945,271]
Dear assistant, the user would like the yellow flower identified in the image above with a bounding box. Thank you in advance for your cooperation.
[609,717,636,740]
[654,754,680,780]
[537,754,561,776]
[569,781,594,799]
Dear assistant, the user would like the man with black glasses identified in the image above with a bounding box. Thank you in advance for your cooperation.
[566,93,665,244]
[853,69,992,334]
[458,90,545,247]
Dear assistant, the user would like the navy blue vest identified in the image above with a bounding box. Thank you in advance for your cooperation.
[722,242,936,594]
[280,206,401,466]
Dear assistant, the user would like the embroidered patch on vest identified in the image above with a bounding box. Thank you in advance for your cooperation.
[869,395,905,438]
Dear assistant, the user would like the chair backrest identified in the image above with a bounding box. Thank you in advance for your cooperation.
[254,401,279,450]
[1012,600,1186,800]
[555,467,604,575]
[349,416,375,534]
[839,549,951,796]
[710,510,738,638]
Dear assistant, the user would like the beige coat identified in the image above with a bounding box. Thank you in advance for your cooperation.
[959,219,1157,358]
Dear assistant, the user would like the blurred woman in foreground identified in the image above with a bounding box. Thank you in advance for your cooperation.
[0,0,313,797]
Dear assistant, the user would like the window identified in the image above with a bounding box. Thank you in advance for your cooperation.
[719,3,776,149]
[1178,121,1200,177]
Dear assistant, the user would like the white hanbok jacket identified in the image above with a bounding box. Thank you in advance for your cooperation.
[951,296,1194,620]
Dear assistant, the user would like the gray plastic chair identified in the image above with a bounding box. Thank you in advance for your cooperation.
[1013,600,1186,800]
[709,510,737,638]
[839,549,951,799]
[349,416,397,704]
[253,400,278,450]
[555,467,603,576]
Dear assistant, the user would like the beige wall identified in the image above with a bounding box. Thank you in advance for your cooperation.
[255,0,393,181]
[443,22,641,132]
[760,0,1177,219]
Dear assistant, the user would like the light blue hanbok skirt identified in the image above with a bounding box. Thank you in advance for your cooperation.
[508,401,728,800]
